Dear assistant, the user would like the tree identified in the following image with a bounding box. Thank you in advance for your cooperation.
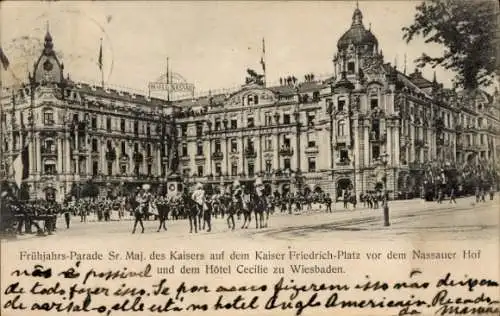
[402,0,498,89]
[81,180,99,198]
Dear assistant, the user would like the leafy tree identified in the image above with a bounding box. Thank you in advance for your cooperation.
[402,0,498,89]
[81,180,99,198]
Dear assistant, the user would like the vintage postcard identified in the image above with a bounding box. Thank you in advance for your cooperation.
[0,1,499,315]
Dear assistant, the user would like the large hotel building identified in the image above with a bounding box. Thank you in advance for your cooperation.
[1,6,499,201]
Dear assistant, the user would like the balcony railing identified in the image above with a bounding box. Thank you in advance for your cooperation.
[409,162,424,170]
[211,151,224,160]
[370,132,386,142]
[279,147,294,156]
[245,148,257,158]
[41,147,57,155]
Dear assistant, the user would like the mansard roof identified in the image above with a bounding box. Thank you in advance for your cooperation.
[66,81,167,107]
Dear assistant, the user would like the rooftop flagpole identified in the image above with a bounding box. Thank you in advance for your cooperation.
[260,37,266,86]
[98,38,104,88]
[166,57,170,101]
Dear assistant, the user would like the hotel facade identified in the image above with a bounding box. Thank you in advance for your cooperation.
[1,6,499,201]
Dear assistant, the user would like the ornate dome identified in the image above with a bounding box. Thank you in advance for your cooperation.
[337,7,378,50]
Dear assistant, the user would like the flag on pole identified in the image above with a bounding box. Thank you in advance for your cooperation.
[12,144,29,188]
[0,47,10,70]
[260,37,266,73]
[98,38,103,71]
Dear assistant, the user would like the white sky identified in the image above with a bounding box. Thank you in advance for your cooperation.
[1,1,455,95]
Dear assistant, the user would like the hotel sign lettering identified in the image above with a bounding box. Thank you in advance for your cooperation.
[148,72,195,93]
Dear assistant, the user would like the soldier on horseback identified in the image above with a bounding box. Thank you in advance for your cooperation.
[254,177,269,229]
[228,180,242,231]
[211,189,222,219]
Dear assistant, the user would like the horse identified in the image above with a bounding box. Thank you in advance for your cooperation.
[226,196,237,231]
[239,192,254,229]
[252,193,269,229]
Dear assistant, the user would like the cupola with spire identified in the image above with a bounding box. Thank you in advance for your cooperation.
[33,23,64,85]
[337,3,378,52]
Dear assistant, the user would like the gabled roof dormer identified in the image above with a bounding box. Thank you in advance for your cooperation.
[33,29,64,85]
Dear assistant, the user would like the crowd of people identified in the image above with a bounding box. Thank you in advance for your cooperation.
[0,175,496,238]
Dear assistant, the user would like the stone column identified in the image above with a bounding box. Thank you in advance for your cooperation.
[101,139,106,174]
[65,133,71,175]
[364,125,369,167]
[256,135,262,173]
[208,139,212,175]
[353,119,360,167]
[387,125,392,165]
[128,141,134,175]
[290,134,297,170]
[223,138,228,175]
[28,132,35,175]
[394,122,400,165]
[240,137,245,174]
[274,133,280,170]
[410,124,415,162]
[57,136,63,173]
[157,145,161,176]
[35,134,41,174]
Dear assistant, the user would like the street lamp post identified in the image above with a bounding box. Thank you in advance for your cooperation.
[380,152,390,227]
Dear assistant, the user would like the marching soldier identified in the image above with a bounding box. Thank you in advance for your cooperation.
[192,183,210,232]
[132,188,146,234]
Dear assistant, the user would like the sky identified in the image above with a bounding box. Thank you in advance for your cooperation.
[1,1,457,97]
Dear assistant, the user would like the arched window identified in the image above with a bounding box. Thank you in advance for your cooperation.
[338,120,346,136]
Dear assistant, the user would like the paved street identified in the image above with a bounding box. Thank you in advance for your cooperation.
[5,195,498,247]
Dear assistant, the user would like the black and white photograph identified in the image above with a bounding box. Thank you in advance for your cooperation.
[1,1,499,315]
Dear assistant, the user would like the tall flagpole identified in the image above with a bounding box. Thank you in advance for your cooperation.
[99,38,104,87]
[166,57,170,102]
[261,37,266,87]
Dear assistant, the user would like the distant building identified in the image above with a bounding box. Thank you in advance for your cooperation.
[1,5,499,201]
[0,32,176,201]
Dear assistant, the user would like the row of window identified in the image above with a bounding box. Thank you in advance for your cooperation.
[182,157,318,177]
[180,112,318,136]
[181,137,295,157]
[41,111,161,135]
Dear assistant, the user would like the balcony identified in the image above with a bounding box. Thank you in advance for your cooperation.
[305,145,319,154]
[41,147,57,157]
[370,132,386,143]
[245,148,257,158]
[279,147,294,156]
[335,158,352,169]
[336,135,349,143]
[211,151,223,161]
[132,152,143,163]
[409,161,424,170]
[105,149,117,161]
[73,147,88,156]
[414,139,425,148]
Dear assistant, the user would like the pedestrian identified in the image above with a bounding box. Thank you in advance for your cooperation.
[63,204,71,229]
[325,193,332,213]
[449,188,456,204]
